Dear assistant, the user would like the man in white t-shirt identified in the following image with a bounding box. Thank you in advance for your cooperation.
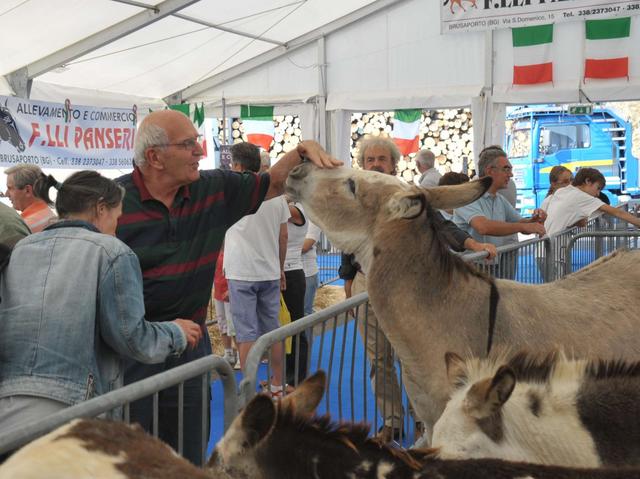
[301,221,322,316]
[544,167,640,236]
[416,149,442,188]
[223,143,290,396]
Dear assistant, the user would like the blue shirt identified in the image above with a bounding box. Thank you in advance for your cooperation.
[453,192,522,248]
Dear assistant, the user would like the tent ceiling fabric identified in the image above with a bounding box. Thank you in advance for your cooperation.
[0,0,375,99]
[1,0,639,109]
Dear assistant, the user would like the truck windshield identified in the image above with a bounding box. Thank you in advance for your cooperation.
[508,129,531,158]
[539,124,590,155]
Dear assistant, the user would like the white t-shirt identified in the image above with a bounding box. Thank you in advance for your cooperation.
[544,185,604,237]
[284,203,308,272]
[224,196,290,281]
[540,194,552,212]
[419,168,442,188]
[302,221,322,277]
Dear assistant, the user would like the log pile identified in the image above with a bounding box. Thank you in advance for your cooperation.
[350,109,475,182]
[232,115,301,162]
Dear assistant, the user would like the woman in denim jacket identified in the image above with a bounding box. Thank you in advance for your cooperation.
[0,171,202,432]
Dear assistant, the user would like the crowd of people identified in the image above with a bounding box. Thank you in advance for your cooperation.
[0,109,340,464]
[2,112,639,461]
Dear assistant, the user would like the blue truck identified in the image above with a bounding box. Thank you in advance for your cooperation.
[505,105,639,215]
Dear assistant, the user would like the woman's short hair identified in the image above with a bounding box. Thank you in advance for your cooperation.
[572,167,606,188]
[438,172,470,186]
[35,171,124,218]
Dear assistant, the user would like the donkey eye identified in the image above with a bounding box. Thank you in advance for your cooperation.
[347,178,356,195]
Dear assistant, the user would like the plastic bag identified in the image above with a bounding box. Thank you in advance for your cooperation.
[279,294,292,354]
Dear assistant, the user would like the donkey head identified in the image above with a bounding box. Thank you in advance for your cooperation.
[207,371,326,479]
[432,352,516,459]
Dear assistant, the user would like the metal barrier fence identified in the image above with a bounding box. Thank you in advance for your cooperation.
[0,356,238,465]
[238,292,423,445]
[6,216,638,457]
[565,230,640,274]
[240,224,640,448]
[317,232,341,286]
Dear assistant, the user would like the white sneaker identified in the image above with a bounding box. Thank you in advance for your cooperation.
[223,350,237,367]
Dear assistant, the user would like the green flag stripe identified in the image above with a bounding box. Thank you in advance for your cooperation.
[241,105,274,120]
[586,17,630,40]
[512,24,553,47]
[169,103,190,117]
[394,109,422,123]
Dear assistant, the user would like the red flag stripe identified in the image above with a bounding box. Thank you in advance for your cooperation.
[584,58,628,79]
[513,62,553,85]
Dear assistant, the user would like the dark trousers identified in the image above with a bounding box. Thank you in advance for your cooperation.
[124,329,212,466]
[283,269,307,385]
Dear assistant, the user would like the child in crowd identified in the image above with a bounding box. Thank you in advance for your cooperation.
[544,167,640,236]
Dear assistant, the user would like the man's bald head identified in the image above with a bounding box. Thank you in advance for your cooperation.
[134,110,197,168]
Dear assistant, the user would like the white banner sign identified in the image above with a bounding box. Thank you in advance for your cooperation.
[441,0,640,34]
[0,96,136,169]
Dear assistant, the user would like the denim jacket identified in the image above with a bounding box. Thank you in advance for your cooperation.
[0,221,187,406]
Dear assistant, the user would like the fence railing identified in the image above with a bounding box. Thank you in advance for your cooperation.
[240,224,640,448]
[317,232,341,286]
[6,217,639,458]
[564,230,640,274]
[0,356,237,465]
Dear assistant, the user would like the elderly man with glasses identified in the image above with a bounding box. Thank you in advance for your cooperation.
[453,145,546,279]
[115,110,340,465]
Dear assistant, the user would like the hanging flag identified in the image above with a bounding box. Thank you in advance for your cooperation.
[512,24,553,85]
[241,105,274,150]
[584,17,630,80]
[392,109,422,155]
[169,103,190,117]
[193,103,205,127]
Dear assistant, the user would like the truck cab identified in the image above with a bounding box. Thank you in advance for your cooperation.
[505,105,639,216]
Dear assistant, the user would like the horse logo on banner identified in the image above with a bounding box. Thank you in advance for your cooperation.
[0,100,26,152]
[443,0,477,14]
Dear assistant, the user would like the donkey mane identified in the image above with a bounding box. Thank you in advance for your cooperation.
[457,350,640,388]
[276,404,424,471]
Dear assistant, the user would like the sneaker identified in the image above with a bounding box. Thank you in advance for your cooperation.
[233,360,241,370]
[223,350,237,367]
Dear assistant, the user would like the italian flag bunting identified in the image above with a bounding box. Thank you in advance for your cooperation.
[512,24,553,85]
[392,109,422,155]
[169,103,190,117]
[241,105,274,150]
[584,17,630,80]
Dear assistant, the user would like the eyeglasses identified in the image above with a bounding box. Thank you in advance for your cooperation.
[491,165,513,173]
[152,135,203,150]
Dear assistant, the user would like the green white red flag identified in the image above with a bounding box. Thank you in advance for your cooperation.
[584,17,630,80]
[512,24,553,85]
[392,109,421,155]
[241,105,274,150]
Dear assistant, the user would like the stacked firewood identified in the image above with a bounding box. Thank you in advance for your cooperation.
[350,109,475,182]
[231,115,301,161]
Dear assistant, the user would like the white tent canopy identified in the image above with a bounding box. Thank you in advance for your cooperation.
[1,0,640,158]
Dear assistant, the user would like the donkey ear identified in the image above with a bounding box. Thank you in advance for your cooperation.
[464,366,516,419]
[241,394,277,446]
[445,352,467,390]
[423,177,492,211]
[281,370,326,416]
[385,191,425,220]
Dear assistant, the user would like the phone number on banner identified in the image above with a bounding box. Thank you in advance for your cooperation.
[576,4,639,16]
[0,153,133,168]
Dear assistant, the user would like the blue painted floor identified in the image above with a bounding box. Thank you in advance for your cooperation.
[207,321,416,456]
